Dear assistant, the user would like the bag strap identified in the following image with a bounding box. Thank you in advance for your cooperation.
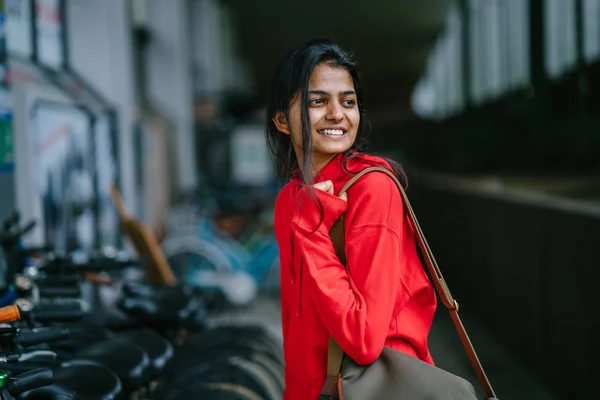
[326,166,497,399]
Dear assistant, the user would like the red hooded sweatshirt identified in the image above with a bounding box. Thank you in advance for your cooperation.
[274,153,437,400]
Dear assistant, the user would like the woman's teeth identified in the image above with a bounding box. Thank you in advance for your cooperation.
[318,129,345,136]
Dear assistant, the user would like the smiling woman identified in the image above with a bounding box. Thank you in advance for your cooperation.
[267,39,438,400]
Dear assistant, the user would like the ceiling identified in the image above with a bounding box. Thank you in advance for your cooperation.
[222,0,452,122]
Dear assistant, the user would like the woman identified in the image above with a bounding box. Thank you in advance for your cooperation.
[268,39,437,400]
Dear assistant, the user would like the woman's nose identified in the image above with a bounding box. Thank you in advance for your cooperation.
[326,102,344,121]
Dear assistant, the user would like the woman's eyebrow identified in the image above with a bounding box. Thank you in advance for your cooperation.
[308,90,357,95]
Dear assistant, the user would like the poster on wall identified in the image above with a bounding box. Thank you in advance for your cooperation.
[32,101,96,252]
[5,0,34,60]
[93,113,120,249]
[34,0,65,70]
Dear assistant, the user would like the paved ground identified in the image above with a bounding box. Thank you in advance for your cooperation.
[207,293,559,400]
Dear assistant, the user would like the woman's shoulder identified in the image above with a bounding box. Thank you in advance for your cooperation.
[273,181,297,234]
[274,181,294,207]
[342,154,404,227]
[345,152,392,172]
[274,179,304,216]
[343,153,397,189]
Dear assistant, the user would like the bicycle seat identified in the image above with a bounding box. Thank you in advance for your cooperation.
[20,364,122,400]
[62,339,151,391]
[121,281,193,303]
[187,326,284,367]
[156,384,263,400]
[155,361,267,400]
[118,286,206,329]
[112,329,174,378]
[161,350,281,400]
[180,343,284,395]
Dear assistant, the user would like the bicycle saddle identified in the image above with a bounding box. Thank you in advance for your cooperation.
[155,360,267,400]
[161,350,281,400]
[181,341,284,395]
[20,364,122,400]
[112,329,174,378]
[121,281,193,303]
[118,286,206,329]
[187,326,284,367]
[156,384,263,400]
[62,339,150,391]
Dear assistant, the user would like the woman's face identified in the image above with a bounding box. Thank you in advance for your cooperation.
[275,63,360,173]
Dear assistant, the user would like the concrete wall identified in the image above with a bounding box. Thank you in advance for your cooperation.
[190,0,225,97]
[67,0,137,215]
[145,0,197,191]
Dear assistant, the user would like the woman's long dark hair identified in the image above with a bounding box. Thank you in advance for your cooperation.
[266,39,407,192]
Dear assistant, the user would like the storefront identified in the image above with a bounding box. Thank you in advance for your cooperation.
[5,0,123,250]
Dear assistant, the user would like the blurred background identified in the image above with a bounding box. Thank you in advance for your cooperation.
[0,0,596,399]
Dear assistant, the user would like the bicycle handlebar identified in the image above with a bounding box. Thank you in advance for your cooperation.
[32,308,85,323]
[7,368,53,397]
[18,327,70,347]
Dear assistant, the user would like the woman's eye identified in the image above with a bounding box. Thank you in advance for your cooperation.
[343,99,356,106]
[310,99,323,105]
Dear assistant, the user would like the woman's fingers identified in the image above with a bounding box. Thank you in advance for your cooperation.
[313,180,347,202]
[313,180,333,195]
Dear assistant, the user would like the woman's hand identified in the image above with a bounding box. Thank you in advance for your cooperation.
[293,180,348,233]
[313,180,347,202]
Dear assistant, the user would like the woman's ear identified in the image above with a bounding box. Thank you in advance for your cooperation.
[272,112,292,135]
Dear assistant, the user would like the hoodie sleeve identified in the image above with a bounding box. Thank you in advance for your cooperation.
[290,174,411,366]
